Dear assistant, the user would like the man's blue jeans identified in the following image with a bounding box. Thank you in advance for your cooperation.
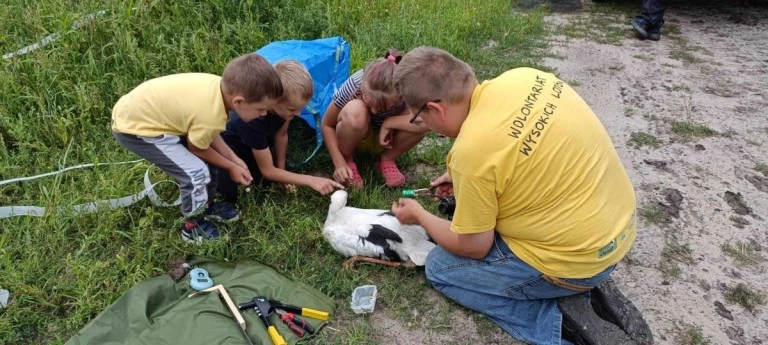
[425,234,616,345]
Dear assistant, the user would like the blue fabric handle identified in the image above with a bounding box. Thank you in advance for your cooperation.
[256,36,351,166]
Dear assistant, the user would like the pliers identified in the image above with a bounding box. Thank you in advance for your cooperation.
[271,299,327,337]
[237,297,329,345]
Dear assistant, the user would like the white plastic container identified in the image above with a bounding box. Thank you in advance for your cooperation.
[350,285,377,314]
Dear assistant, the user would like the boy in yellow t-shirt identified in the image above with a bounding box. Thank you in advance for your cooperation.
[391,47,640,344]
[112,53,283,243]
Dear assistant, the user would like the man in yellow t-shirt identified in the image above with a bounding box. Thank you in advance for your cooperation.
[391,47,640,345]
[112,53,282,243]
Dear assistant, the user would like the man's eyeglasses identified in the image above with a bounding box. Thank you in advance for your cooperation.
[409,99,441,124]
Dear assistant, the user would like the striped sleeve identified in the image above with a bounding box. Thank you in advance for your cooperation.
[332,69,364,109]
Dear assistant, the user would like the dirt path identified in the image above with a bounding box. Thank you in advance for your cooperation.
[545,4,768,345]
[355,5,768,345]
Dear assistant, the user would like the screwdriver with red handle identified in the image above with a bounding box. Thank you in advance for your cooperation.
[275,309,308,337]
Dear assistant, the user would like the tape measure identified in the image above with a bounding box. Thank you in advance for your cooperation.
[189,268,214,291]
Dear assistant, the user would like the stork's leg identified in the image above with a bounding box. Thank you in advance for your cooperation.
[342,256,415,269]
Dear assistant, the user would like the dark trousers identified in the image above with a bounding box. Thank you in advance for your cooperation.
[636,0,668,27]
[216,139,274,203]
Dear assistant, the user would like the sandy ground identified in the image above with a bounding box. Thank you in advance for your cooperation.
[357,5,768,345]
[544,4,768,345]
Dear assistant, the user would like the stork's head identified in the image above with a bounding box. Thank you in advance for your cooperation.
[328,190,348,215]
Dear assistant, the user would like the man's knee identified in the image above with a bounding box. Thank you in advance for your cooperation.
[425,246,454,287]
[338,100,370,132]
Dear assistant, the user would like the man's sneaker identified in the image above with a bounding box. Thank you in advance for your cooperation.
[590,278,655,345]
[631,18,648,39]
[180,218,221,244]
[559,293,637,345]
[647,27,661,41]
[204,202,240,222]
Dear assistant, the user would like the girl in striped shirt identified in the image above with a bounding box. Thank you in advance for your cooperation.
[320,50,429,188]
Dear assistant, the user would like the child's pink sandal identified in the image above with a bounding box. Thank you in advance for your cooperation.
[347,162,364,189]
[376,160,406,187]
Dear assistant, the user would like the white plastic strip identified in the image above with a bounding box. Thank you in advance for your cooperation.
[0,160,181,219]
[2,10,106,59]
[0,159,143,186]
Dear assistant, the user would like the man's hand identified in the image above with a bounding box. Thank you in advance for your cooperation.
[309,177,345,195]
[430,172,453,198]
[333,165,353,184]
[229,166,253,186]
[391,198,427,225]
[379,126,394,149]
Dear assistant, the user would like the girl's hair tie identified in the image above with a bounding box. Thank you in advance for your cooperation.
[384,51,402,64]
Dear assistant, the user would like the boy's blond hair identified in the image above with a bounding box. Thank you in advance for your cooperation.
[394,47,477,108]
[275,60,313,102]
[222,53,283,102]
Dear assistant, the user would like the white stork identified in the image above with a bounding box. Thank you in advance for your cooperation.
[323,190,436,268]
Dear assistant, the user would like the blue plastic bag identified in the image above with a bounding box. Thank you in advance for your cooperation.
[256,36,351,166]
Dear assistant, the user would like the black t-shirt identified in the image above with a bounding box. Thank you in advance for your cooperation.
[222,111,286,151]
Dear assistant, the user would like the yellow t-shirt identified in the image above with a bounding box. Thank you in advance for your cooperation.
[111,73,228,149]
[447,67,636,279]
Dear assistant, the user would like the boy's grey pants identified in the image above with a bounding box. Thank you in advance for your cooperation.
[113,132,218,217]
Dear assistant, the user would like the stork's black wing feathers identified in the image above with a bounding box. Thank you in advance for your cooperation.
[367,224,403,244]
[359,224,404,262]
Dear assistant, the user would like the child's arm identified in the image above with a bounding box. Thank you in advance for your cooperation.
[252,147,344,195]
[320,104,345,167]
[320,104,354,183]
[274,120,291,170]
[188,143,252,185]
[210,135,248,169]
[381,113,431,134]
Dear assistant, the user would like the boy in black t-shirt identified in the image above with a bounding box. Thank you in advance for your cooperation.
[218,60,343,202]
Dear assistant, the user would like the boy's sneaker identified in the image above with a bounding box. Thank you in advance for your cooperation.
[180,218,221,244]
[204,202,240,222]
[631,18,648,39]
[647,26,661,41]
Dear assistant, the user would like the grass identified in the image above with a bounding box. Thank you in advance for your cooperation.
[632,54,653,62]
[664,24,708,64]
[660,236,693,279]
[552,2,635,46]
[724,283,766,312]
[0,1,546,344]
[628,132,662,150]
[729,216,750,229]
[669,49,703,64]
[721,241,762,265]
[639,203,668,224]
[756,163,768,177]
[566,79,581,87]
[673,323,711,345]
[670,122,718,139]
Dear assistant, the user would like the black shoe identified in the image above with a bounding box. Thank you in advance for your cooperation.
[559,294,638,345]
[631,18,648,39]
[590,278,655,344]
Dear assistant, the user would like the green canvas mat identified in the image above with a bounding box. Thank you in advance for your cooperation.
[66,257,335,345]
